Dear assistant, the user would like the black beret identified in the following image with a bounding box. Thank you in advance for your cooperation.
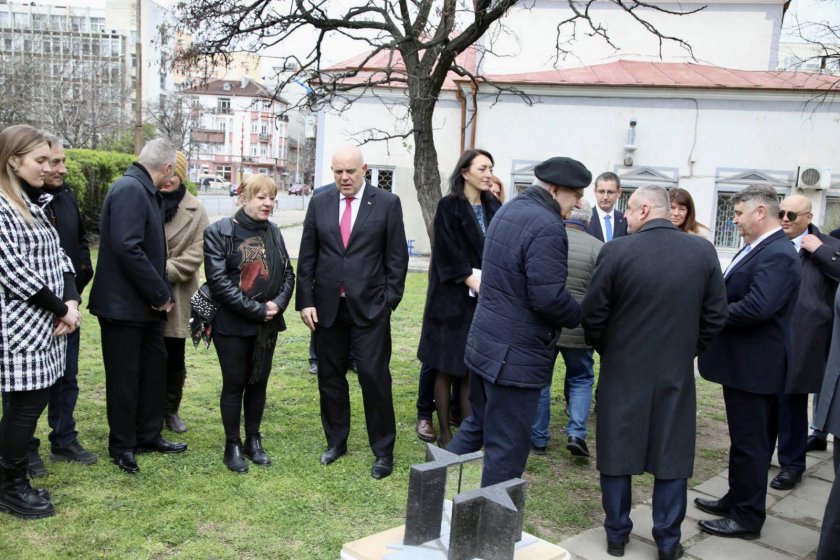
[534,157,592,189]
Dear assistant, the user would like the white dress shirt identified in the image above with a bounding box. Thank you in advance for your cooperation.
[338,182,366,229]
[595,206,616,241]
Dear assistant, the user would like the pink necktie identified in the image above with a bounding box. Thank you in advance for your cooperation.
[340,197,354,248]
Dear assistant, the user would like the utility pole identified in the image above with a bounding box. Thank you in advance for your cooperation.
[133,0,144,154]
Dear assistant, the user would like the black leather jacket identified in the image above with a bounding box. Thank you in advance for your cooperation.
[203,217,295,331]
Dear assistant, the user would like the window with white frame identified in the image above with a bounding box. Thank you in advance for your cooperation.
[823,196,840,233]
[712,170,790,248]
[365,167,394,192]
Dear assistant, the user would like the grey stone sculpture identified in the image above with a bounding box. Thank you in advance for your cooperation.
[403,445,483,546]
[447,478,527,560]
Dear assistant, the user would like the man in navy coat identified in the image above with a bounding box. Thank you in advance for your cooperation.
[586,172,628,242]
[446,156,586,487]
[697,185,801,539]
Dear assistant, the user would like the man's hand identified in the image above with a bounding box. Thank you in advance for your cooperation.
[300,307,318,331]
[801,234,823,253]
[265,301,280,321]
[153,299,174,313]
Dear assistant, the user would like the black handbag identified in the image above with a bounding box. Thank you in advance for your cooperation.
[190,283,219,348]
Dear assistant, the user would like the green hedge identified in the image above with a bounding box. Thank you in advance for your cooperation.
[64,149,197,235]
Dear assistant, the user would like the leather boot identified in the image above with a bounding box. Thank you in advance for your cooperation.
[223,442,248,473]
[165,369,187,433]
[0,458,55,519]
[243,434,271,465]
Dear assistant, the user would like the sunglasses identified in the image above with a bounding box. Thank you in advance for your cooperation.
[778,210,809,221]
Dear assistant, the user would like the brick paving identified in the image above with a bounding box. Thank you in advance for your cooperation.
[558,443,834,560]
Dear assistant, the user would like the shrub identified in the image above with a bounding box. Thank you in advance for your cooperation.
[64,149,136,234]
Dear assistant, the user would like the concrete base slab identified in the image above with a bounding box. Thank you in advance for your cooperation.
[811,461,836,483]
[628,505,700,543]
[771,494,826,526]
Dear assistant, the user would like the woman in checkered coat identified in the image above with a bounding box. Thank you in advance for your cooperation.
[0,125,80,520]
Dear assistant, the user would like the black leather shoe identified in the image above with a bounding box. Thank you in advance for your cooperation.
[566,436,590,457]
[806,435,828,452]
[50,440,98,465]
[112,451,139,474]
[371,455,393,480]
[530,444,547,456]
[320,444,347,465]
[606,535,629,557]
[223,442,248,473]
[243,435,271,465]
[770,468,802,490]
[26,448,47,478]
[693,496,731,516]
[698,517,759,539]
[165,414,188,434]
[136,437,188,454]
[658,543,684,560]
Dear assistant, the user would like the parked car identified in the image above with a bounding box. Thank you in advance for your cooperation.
[229,184,239,197]
[199,176,231,191]
[288,183,311,196]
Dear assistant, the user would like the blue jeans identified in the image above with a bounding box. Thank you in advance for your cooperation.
[47,329,81,448]
[531,347,594,446]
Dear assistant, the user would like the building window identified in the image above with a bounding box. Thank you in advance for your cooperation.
[258,168,269,175]
[250,120,258,133]
[217,165,232,182]
[260,144,267,157]
[713,193,740,249]
[250,145,258,157]
[365,167,394,192]
[217,98,231,114]
[824,197,840,232]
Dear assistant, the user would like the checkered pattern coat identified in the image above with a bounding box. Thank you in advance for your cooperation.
[0,192,72,392]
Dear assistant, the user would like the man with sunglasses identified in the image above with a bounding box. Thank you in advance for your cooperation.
[769,195,840,491]
[697,185,801,540]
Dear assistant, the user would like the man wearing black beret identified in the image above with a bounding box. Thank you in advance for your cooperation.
[446,156,587,487]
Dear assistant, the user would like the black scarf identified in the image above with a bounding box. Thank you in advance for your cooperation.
[161,185,187,223]
[233,207,287,384]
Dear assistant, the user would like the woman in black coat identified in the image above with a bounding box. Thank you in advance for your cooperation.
[204,175,295,473]
[417,149,500,448]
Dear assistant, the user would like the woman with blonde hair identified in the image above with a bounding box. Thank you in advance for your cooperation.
[0,125,79,518]
[203,175,295,472]
[161,152,209,433]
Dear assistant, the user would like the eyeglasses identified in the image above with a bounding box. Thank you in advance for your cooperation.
[778,210,809,221]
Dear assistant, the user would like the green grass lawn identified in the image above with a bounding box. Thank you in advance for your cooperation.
[0,260,729,559]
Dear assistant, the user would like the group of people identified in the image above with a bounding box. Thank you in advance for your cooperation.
[1,124,839,559]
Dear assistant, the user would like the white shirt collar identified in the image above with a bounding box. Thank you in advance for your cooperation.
[595,206,615,219]
[340,182,365,201]
[747,226,782,250]
[790,228,808,252]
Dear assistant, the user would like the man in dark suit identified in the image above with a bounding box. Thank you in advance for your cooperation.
[769,194,840,490]
[89,138,187,474]
[697,185,801,539]
[586,172,628,242]
[814,289,840,560]
[582,186,728,559]
[296,144,408,480]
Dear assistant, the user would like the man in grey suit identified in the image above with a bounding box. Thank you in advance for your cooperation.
[296,144,408,480]
[582,186,728,559]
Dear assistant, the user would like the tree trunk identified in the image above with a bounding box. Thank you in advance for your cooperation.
[410,96,443,238]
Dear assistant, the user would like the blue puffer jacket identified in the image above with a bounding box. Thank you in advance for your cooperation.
[465,186,582,388]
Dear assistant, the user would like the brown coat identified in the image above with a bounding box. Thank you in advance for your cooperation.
[164,191,209,338]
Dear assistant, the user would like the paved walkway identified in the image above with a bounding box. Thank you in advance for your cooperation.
[558,443,834,560]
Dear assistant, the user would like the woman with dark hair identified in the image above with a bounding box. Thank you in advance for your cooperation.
[161,151,209,433]
[417,149,501,448]
[0,125,80,518]
[204,175,295,473]
[669,187,710,239]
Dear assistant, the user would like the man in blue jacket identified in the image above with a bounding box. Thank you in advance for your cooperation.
[447,156,586,487]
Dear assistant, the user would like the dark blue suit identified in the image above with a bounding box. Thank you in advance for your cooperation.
[586,208,628,242]
[699,228,800,532]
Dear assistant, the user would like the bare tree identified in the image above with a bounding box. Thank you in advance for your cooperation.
[168,0,700,227]
[147,93,197,151]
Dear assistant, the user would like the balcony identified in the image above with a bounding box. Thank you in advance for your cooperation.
[191,129,225,144]
[210,107,232,115]
[258,133,271,142]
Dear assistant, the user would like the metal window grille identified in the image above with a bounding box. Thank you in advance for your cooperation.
[714,193,739,248]
[824,198,840,232]
[365,168,394,192]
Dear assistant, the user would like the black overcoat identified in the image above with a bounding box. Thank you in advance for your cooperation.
[787,225,840,393]
[417,194,500,376]
[582,219,728,479]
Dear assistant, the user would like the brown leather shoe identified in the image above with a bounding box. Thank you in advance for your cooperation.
[415,419,437,443]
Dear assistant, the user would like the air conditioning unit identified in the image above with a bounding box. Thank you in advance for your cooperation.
[797,166,832,190]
